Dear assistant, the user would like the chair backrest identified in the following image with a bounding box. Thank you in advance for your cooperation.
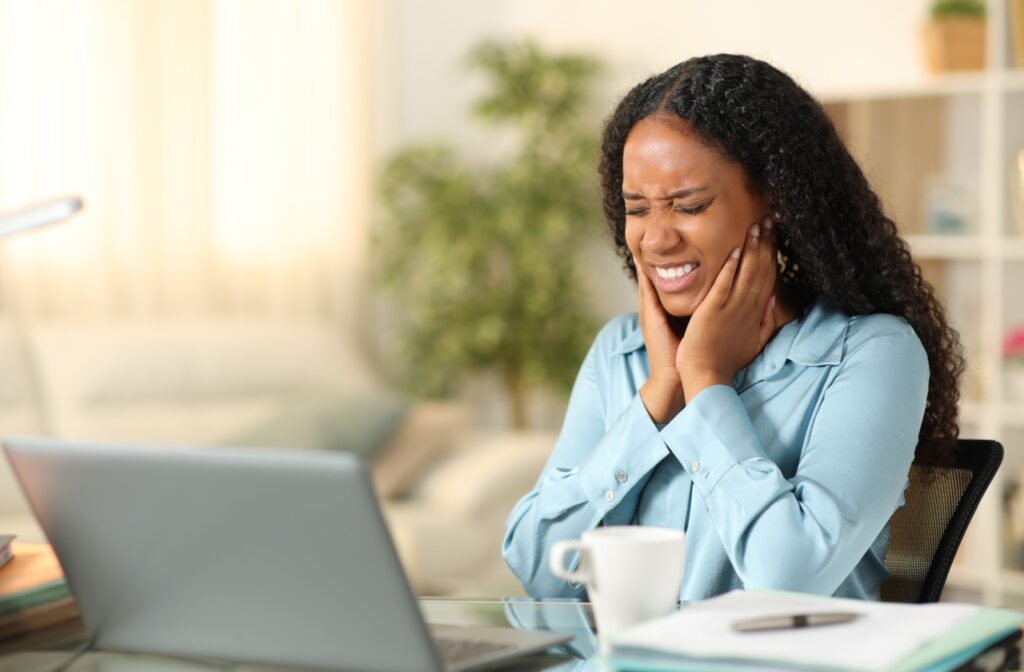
[881,439,1003,603]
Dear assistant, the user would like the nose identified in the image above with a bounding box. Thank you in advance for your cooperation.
[639,210,683,255]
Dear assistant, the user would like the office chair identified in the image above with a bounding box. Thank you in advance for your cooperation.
[881,439,1003,603]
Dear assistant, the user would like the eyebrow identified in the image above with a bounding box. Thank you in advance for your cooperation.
[622,187,710,200]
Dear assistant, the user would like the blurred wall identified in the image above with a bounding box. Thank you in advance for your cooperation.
[371,0,934,157]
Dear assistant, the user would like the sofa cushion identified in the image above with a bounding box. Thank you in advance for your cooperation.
[413,431,555,517]
[223,390,409,460]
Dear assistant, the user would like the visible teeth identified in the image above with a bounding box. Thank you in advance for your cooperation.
[656,263,696,280]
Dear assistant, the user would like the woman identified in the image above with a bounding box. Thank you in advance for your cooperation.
[502,54,963,601]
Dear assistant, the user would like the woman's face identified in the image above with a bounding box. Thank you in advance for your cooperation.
[622,115,770,317]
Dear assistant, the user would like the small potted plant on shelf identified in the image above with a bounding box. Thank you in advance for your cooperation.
[1003,325,1024,403]
[922,0,986,73]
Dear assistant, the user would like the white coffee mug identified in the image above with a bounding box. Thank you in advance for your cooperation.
[549,526,685,638]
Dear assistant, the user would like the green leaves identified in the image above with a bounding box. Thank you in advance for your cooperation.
[469,40,600,133]
[929,0,985,19]
[374,40,604,413]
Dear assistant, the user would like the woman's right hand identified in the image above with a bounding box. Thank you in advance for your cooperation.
[637,268,685,423]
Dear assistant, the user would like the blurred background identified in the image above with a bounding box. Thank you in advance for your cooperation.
[1,0,1023,603]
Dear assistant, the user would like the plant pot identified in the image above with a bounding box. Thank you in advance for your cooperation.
[922,18,986,73]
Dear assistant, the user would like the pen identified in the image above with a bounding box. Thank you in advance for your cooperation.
[731,611,860,632]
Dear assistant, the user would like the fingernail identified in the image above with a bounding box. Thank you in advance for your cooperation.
[764,216,773,231]
[771,296,777,311]
[751,223,760,238]
[731,247,740,259]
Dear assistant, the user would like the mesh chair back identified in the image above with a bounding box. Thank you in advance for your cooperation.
[881,439,1003,603]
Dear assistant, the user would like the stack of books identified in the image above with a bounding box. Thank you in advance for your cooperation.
[0,542,81,646]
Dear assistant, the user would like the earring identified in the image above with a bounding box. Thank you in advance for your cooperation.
[776,239,800,283]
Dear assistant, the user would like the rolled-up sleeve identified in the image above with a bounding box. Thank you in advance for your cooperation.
[661,329,929,595]
[502,341,671,597]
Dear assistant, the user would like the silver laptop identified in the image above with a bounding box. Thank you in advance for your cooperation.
[3,437,570,671]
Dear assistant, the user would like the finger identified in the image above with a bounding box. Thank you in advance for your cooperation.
[704,246,741,309]
[637,265,667,323]
[758,294,776,350]
[727,220,763,308]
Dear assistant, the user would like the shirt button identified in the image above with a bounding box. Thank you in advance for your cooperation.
[604,490,615,502]
[691,460,701,473]
[615,470,628,483]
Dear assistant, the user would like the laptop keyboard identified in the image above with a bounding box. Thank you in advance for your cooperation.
[435,636,517,664]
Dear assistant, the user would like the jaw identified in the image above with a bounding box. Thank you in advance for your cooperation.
[657,285,708,317]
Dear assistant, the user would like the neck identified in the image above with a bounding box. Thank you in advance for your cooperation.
[770,279,806,337]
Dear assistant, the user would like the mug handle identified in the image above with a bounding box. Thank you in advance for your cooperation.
[549,539,590,585]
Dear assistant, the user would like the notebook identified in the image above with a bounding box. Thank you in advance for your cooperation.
[604,589,1023,672]
[3,436,569,671]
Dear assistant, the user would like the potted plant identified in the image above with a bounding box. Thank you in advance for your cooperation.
[1003,325,1024,403]
[922,0,986,73]
[374,41,603,429]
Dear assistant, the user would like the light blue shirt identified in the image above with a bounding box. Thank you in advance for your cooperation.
[502,298,929,601]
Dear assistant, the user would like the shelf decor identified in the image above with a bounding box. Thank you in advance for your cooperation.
[922,0,986,73]
[1003,326,1024,403]
[1012,0,1024,68]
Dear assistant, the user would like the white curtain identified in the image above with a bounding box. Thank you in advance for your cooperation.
[0,0,366,319]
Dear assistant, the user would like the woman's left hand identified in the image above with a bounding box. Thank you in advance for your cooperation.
[676,216,777,405]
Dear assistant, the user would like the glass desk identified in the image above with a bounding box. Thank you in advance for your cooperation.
[0,598,597,671]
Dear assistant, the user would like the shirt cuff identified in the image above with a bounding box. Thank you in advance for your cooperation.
[577,392,669,517]
[661,384,767,498]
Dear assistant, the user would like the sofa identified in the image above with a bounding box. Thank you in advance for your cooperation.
[0,317,553,597]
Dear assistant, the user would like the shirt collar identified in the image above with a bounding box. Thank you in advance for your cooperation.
[611,325,646,356]
[786,297,848,367]
[737,297,849,389]
[611,297,849,378]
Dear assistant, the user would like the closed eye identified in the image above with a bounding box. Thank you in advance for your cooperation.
[675,200,712,215]
[625,200,713,217]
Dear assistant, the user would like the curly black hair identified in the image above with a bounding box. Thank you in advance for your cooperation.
[598,54,963,466]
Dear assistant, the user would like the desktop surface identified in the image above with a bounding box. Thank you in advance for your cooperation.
[0,598,596,671]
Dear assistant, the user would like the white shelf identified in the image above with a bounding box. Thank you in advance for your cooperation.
[816,73,986,103]
[815,68,1024,103]
[995,568,1024,596]
[947,566,1024,596]
[947,565,994,592]
[961,401,984,426]
[1000,404,1024,428]
[899,236,1024,260]
[903,234,984,260]
[1000,239,1024,260]
[1002,69,1024,92]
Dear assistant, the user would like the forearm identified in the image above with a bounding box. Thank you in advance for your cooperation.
[504,394,671,596]
[662,371,922,595]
